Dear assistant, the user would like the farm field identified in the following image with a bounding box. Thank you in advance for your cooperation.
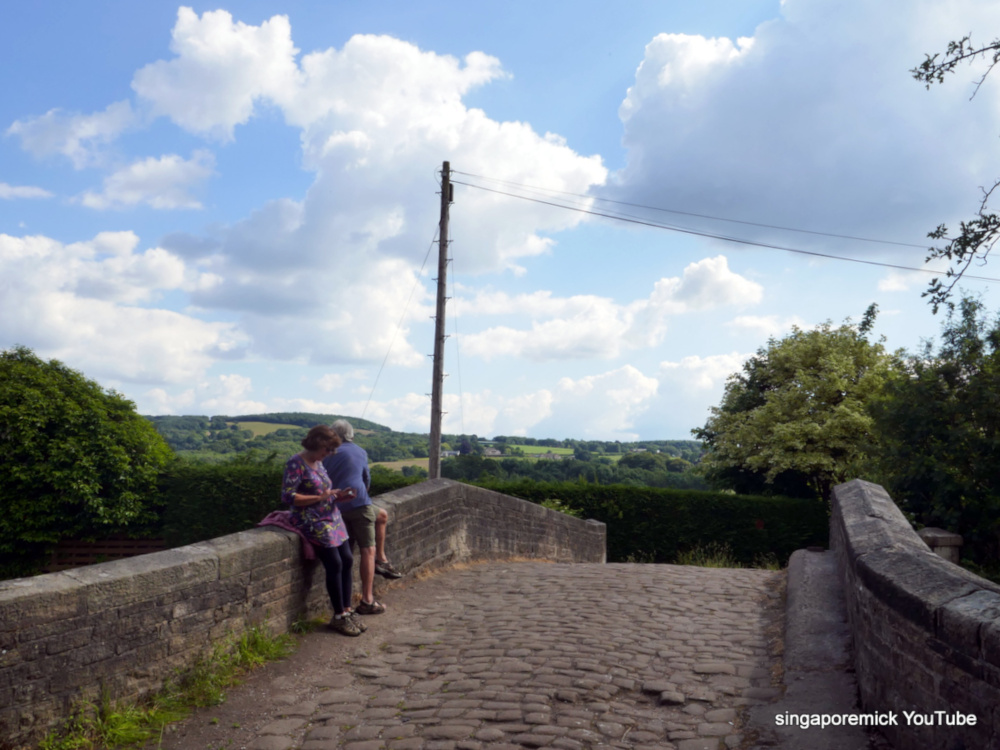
[503,444,624,462]
[374,459,430,472]
[229,421,300,437]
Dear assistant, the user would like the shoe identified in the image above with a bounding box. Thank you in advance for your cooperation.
[347,611,368,632]
[375,560,403,579]
[355,599,386,615]
[327,616,362,636]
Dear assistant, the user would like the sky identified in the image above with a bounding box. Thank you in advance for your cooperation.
[4,1,1000,441]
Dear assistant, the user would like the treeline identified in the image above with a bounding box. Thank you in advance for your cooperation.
[146,414,704,467]
[147,413,429,462]
[441,451,707,490]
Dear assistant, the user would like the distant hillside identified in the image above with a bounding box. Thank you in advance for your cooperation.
[145,413,414,462]
[145,412,704,470]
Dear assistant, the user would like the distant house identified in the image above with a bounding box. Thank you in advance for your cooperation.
[483,448,502,457]
[538,451,563,461]
[441,450,460,457]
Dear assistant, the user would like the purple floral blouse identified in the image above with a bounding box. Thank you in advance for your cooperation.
[281,454,348,548]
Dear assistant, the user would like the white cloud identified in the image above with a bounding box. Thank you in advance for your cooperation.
[0,182,53,200]
[377,366,654,439]
[131,8,300,141]
[726,314,807,339]
[612,0,1000,265]
[458,255,761,361]
[659,352,749,390]
[545,366,659,439]
[119,9,609,371]
[79,150,215,210]
[6,100,135,168]
[316,369,369,393]
[198,374,269,414]
[0,232,243,384]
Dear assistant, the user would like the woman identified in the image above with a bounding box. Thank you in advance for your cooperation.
[281,425,363,636]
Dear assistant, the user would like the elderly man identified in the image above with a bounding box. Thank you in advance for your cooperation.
[322,419,402,615]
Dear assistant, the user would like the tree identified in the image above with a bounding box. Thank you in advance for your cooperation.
[0,346,173,577]
[693,313,897,500]
[870,296,1000,561]
[913,35,1000,312]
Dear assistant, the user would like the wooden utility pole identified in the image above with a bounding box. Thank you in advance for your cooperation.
[428,161,452,479]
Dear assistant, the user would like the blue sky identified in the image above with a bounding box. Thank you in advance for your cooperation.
[4,1,1000,440]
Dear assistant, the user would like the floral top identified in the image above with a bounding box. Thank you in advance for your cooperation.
[281,454,348,548]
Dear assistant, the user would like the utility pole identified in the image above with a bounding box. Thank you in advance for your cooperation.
[428,161,452,479]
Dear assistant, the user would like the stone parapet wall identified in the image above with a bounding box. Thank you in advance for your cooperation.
[831,479,1000,749]
[0,479,605,747]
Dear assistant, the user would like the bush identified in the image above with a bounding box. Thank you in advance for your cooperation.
[0,346,173,577]
[473,479,828,565]
[158,456,422,547]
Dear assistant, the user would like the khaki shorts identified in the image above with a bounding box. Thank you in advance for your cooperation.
[340,504,377,548]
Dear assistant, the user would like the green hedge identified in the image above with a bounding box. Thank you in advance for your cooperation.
[475,479,829,565]
[157,460,420,548]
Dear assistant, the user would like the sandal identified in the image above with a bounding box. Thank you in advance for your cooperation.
[346,610,368,631]
[375,560,403,579]
[355,599,386,615]
[327,616,362,637]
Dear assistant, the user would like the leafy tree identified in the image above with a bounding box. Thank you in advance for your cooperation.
[870,296,1000,561]
[693,313,897,500]
[913,34,1000,312]
[0,346,173,577]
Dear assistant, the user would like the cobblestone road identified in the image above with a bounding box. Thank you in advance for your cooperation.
[159,561,785,750]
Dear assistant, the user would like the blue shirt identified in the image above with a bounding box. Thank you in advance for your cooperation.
[322,440,371,512]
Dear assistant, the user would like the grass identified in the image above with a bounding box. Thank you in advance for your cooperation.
[39,625,296,750]
[675,542,782,570]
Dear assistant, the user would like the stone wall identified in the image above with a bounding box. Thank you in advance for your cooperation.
[0,478,605,747]
[831,479,1000,749]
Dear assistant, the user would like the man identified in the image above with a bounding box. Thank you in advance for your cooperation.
[323,419,402,616]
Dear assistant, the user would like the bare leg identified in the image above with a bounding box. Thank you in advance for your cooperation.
[375,506,389,563]
[359,545,376,604]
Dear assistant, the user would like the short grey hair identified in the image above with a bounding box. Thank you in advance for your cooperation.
[330,419,354,441]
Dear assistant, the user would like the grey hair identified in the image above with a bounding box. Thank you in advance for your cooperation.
[330,419,354,441]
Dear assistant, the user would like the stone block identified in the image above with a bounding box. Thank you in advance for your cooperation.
[854,546,979,630]
[0,572,85,628]
[61,546,219,610]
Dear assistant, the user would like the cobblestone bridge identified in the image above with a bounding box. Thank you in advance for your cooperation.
[157,561,785,750]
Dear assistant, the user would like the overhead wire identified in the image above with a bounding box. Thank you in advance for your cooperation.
[360,226,440,420]
[448,176,1000,285]
[448,250,466,436]
[451,169,930,250]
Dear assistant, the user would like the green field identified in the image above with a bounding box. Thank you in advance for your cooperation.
[374,458,430,472]
[230,421,301,437]
[507,444,574,455]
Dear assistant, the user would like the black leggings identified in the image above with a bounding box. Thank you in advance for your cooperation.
[314,543,353,614]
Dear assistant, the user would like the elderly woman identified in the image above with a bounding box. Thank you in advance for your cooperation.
[281,425,363,636]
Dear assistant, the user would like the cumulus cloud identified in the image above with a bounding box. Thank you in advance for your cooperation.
[117,9,608,371]
[611,0,1000,265]
[79,150,215,210]
[131,8,300,140]
[0,231,242,384]
[6,100,135,168]
[0,182,53,200]
[726,314,808,339]
[458,255,761,361]
[659,352,749,390]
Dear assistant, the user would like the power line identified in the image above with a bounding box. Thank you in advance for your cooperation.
[449,178,1000,284]
[360,226,439,420]
[451,170,929,250]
